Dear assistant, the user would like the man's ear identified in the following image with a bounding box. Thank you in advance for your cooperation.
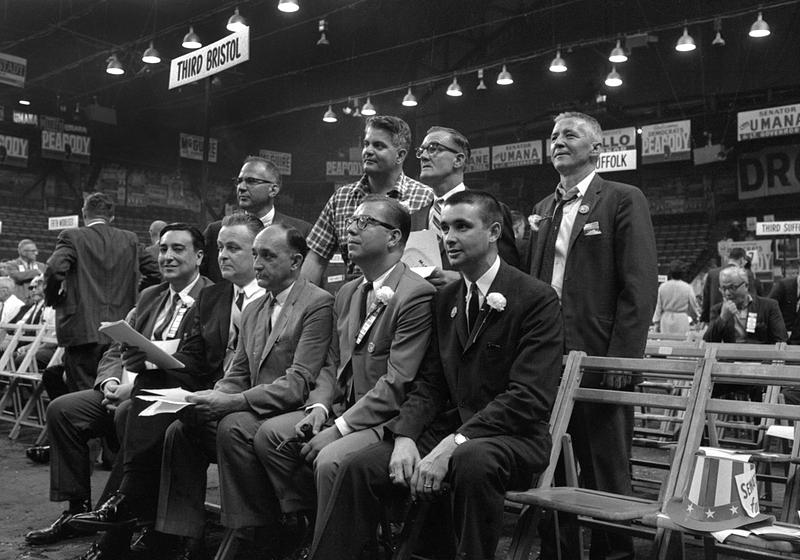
[196,250,204,267]
[290,252,304,270]
[453,152,466,170]
[396,148,407,164]
[590,141,602,159]
[269,183,281,200]
[488,221,502,243]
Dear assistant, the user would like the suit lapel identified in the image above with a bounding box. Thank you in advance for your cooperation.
[462,264,509,354]
[529,196,558,277]
[567,175,602,254]
[454,282,469,350]
[142,288,171,338]
[215,283,234,351]
[259,280,303,367]
[355,263,405,344]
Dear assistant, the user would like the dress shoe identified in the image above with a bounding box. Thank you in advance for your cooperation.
[26,445,50,464]
[69,493,136,531]
[25,508,95,545]
[74,542,128,560]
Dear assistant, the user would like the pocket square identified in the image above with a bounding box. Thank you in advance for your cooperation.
[583,221,601,236]
[585,230,602,236]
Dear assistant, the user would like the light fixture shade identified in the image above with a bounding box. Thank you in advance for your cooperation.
[322,105,337,123]
[317,33,329,46]
[604,66,622,87]
[749,12,770,38]
[402,87,418,107]
[712,31,726,46]
[182,26,202,49]
[496,64,513,85]
[361,97,376,116]
[106,54,125,75]
[675,27,696,52]
[226,8,248,32]
[476,69,487,90]
[446,76,462,97]
[608,40,627,63]
[142,41,161,64]
[549,50,567,73]
[278,0,300,13]
[18,98,30,106]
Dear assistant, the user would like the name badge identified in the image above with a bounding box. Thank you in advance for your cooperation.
[746,312,758,334]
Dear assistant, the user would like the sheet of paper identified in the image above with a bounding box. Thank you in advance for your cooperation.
[411,266,435,279]
[766,425,795,440]
[99,320,185,370]
[402,230,442,270]
[750,525,800,538]
[699,447,751,463]
[138,400,193,416]
[138,387,194,402]
[710,529,752,543]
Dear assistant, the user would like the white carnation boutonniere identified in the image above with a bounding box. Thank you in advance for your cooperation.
[181,295,196,308]
[528,214,543,232]
[375,286,395,306]
[486,292,507,312]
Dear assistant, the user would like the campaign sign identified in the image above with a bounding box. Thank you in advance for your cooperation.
[738,103,800,141]
[491,141,542,169]
[41,130,91,163]
[465,146,490,174]
[641,120,691,164]
[0,134,29,167]
[179,133,218,163]
[259,149,292,176]
[169,28,249,89]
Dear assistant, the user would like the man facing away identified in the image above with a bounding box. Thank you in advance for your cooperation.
[310,190,564,560]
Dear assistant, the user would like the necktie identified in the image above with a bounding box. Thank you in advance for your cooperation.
[538,185,580,284]
[467,283,480,332]
[229,290,246,354]
[265,294,277,337]
[360,282,373,323]
[429,198,443,238]
[153,293,179,340]
[235,290,245,311]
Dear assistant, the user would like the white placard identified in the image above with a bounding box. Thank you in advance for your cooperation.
[465,146,490,173]
[738,103,800,141]
[179,133,217,163]
[258,149,292,176]
[48,215,79,230]
[491,140,543,169]
[41,131,91,163]
[738,145,800,200]
[0,134,29,167]
[601,127,636,152]
[169,28,249,89]
[596,149,637,172]
[0,52,26,88]
[756,221,800,236]
[641,120,691,163]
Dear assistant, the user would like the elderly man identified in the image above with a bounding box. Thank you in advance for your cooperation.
[302,115,434,285]
[256,195,434,556]
[0,276,25,323]
[4,239,46,301]
[410,126,520,287]
[310,191,563,560]
[155,223,334,560]
[202,156,312,283]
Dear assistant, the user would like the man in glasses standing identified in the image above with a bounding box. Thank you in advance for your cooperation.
[202,156,311,282]
[412,126,520,287]
[302,115,434,285]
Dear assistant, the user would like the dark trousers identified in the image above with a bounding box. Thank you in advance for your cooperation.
[63,343,109,392]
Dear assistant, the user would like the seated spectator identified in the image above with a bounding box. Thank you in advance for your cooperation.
[768,269,800,344]
[10,276,58,370]
[652,260,700,336]
[0,276,25,323]
[3,239,46,301]
[701,248,760,323]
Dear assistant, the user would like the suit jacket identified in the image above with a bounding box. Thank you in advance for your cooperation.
[701,265,761,323]
[5,257,46,301]
[44,222,160,347]
[768,277,800,343]
[94,276,214,391]
[215,278,333,416]
[409,192,520,270]
[307,261,435,431]
[704,295,788,345]
[201,211,313,283]
[387,262,563,450]
[526,175,658,379]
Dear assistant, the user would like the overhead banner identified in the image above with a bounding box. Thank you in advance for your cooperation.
[0,52,26,88]
[756,221,800,236]
[598,127,637,172]
[258,149,292,175]
[641,120,691,164]
[41,130,91,163]
[48,215,80,230]
[0,134,29,168]
[325,161,362,177]
[738,144,800,200]
[491,140,543,169]
[179,133,217,163]
[465,146,490,173]
[738,103,800,141]
[169,28,249,89]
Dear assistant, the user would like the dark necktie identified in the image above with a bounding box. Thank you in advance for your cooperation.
[360,282,373,323]
[235,290,245,311]
[538,186,580,284]
[230,290,246,351]
[467,283,480,332]
[153,293,179,340]
[429,198,443,238]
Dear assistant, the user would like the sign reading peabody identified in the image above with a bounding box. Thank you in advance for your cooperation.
[641,120,691,164]
[41,130,91,163]
[738,103,800,141]
[491,141,543,169]
[0,134,29,168]
[169,28,249,90]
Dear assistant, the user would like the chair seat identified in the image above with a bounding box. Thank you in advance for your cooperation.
[504,487,660,521]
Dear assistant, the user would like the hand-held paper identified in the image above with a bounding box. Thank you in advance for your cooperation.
[402,230,442,271]
[99,320,185,370]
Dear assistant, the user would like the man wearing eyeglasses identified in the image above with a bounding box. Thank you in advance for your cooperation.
[302,115,434,286]
[256,195,434,557]
[3,239,46,301]
[412,126,520,287]
[201,156,312,283]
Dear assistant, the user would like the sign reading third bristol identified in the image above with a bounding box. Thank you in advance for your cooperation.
[169,28,249,89]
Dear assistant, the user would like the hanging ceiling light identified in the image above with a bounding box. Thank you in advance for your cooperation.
[549,50,567,73]
[182,26,202,49]
[361,97,376,116]
[446,76,462,97]
[476,69,487,90]
[608,40,627,63]
[675,26,696,52]
[105,54,125,75]
[226,8,248,32]
[604,65,622,87]
[496,64,513,85]
[141,41,161,64]
[749,11,770,38]
[322,105,337,123]
[317,19,329,46]
[18,98,30,106]
[712,18,726,46]
[278,0,299,13]
[402,87,418,107]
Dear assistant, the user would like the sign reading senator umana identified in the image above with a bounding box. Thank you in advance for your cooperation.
[0,134,28,168]
[0,52,26,88]
[738,103,800,141]
[169,28,249,90]
[491,141,543,169]
[738,144,800,200]
[641,120,691,164]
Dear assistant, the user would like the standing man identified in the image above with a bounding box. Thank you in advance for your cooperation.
[4,239,46,301]
[202,156,311,283]
[302,115,434,285]
[411,126,520,286]
[256,195,434,553]
[145,220,168,262]
[768,270,800,344]
[44,192,160,391]
[527,112,657,559]
[310,191,563,560]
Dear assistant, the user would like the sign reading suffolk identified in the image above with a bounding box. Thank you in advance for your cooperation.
[597,127,637,172]
[169,28,249,89]
[738,103,800,141]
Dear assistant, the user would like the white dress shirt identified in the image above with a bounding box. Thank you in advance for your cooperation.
[552,170,595,299]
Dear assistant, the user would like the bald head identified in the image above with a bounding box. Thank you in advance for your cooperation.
[149,220,168,245]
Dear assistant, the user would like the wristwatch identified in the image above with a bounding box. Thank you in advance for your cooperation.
[454,433,469,446]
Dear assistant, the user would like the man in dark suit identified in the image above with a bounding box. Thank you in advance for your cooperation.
[255,195,434,553]
[4,238,46,301]
[44,192,160,391]
[409,126,519,286]
[527,111,657,559]
[201,156,312,283]
[310,190,563,560]
[768,273,800,344]
[701,248,755,324]
[155,223,334,559]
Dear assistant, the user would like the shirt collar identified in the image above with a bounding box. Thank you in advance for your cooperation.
[258,207,276,227]
[465,255,501,300]
[236,278,264,300]
[169,272,201,304]
[558,170,595,199]
[363,262,399,292]
[272,282,294,307]
[85,219,108,227]
[357,173,407,198]
[437,182,467,203]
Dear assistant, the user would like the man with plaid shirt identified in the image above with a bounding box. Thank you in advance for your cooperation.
[302,115,433,285]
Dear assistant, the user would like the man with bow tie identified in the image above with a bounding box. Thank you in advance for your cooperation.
[256,194,435,556]
[310,190,563,560]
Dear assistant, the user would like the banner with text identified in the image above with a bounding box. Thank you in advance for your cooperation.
[718,240,773,273]
[41,130,91,163]
[465,146,490,173]
[169,28,249,89]
[738,144,800,200]
[325,161,363,178]
[179,133,218,163]
[491,140,543,169]
[756,221,800,236]
[598,127,637,172]
[0,52,26,88]
[641,120,691,164]
[738,103,800,141]
[258,149,292,175]
[0,134,28,168]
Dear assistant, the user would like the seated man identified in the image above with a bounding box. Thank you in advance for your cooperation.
[309,190,564,560]
[155,223,334,559]
[255,195,434,553]
[0,276,25,323]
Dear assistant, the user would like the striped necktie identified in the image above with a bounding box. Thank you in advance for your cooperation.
[429,198,443,238]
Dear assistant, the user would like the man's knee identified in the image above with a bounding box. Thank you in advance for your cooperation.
[217,412,256,454]
[450,441,496,485]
